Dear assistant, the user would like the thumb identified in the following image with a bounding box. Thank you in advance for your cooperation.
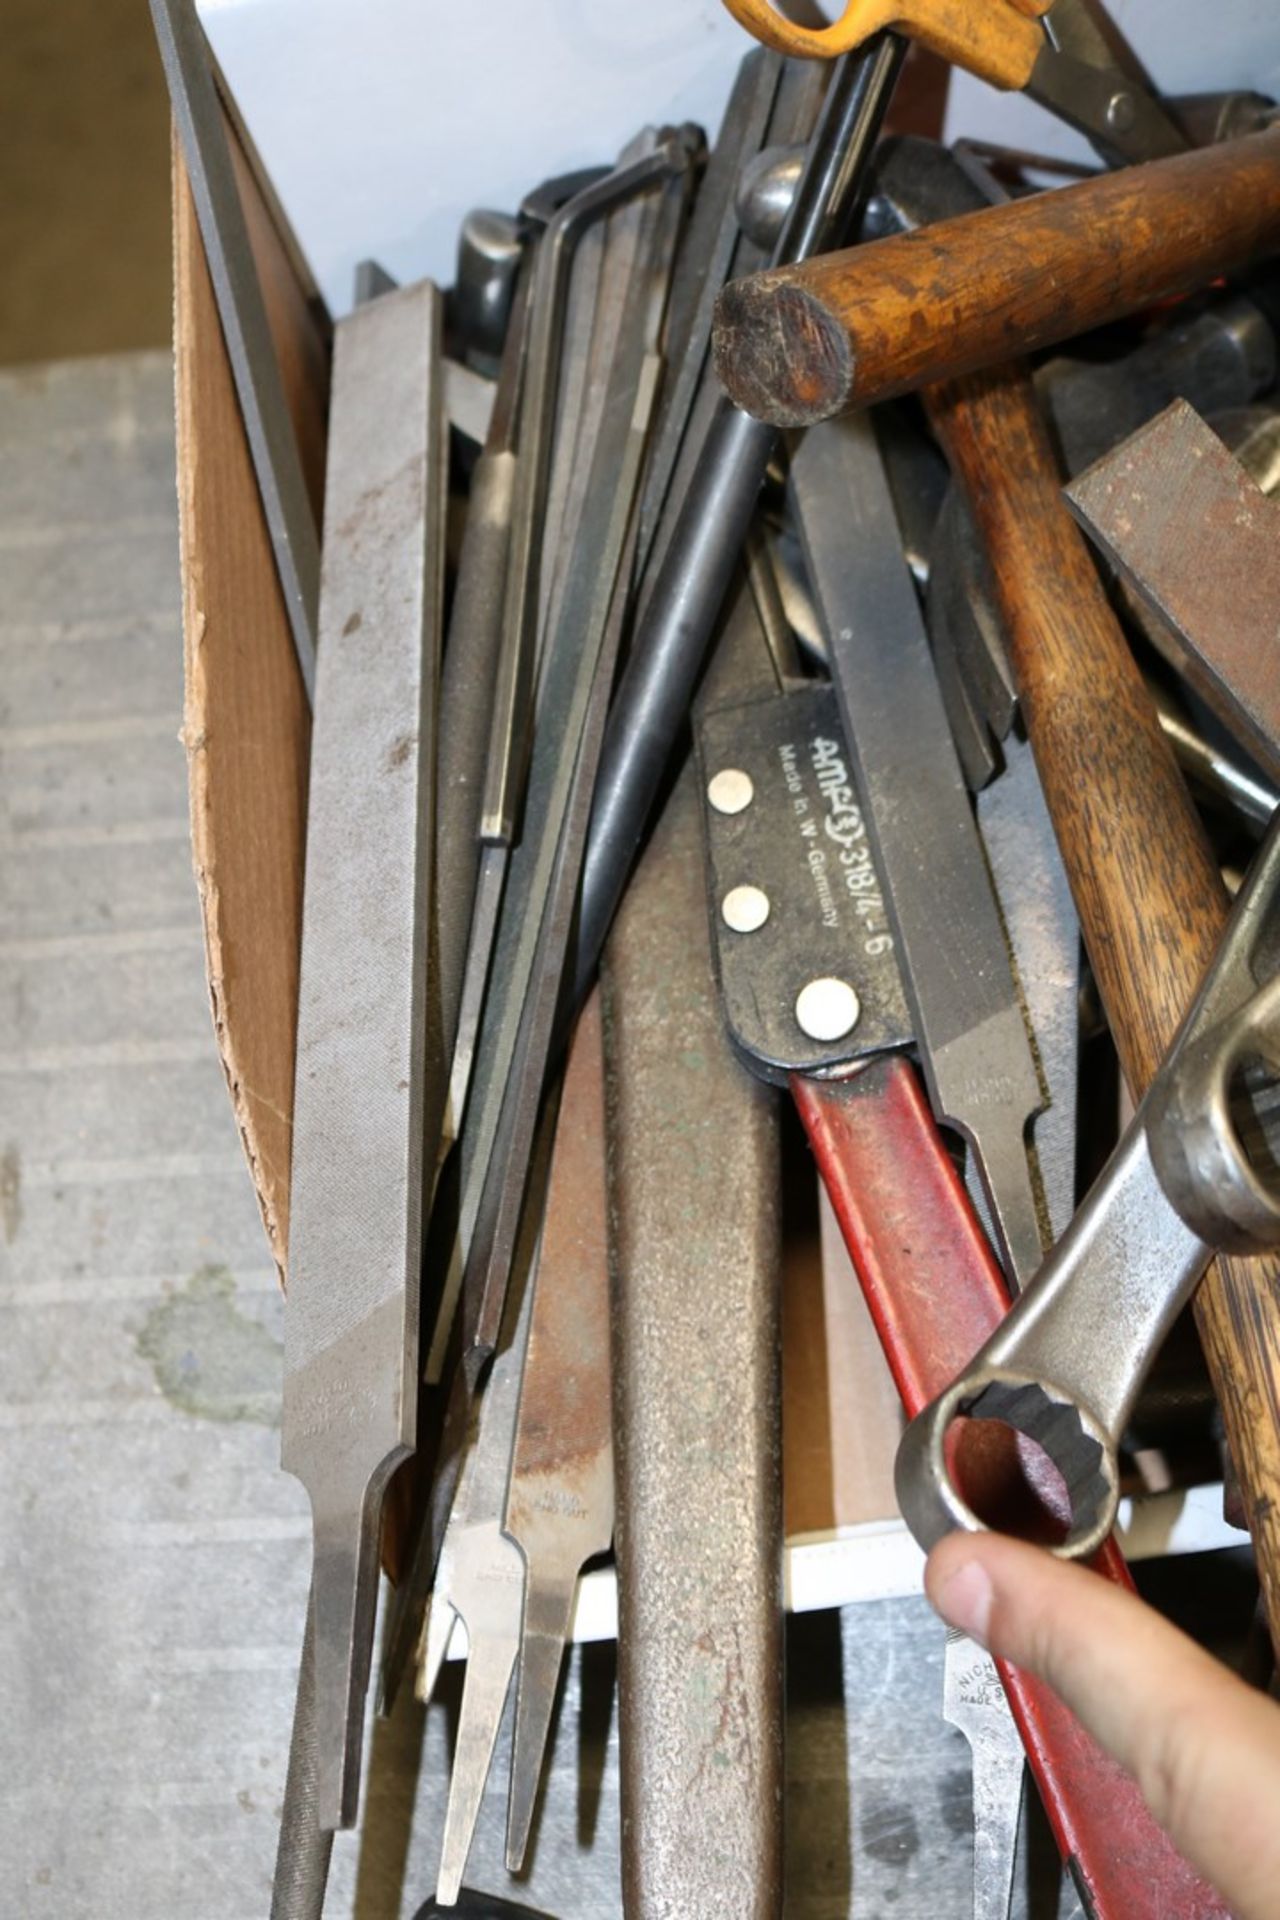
[926,1531,1280,1920]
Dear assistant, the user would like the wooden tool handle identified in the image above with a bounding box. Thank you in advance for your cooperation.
[712,125,1280,425]
[928,359,1280,1648]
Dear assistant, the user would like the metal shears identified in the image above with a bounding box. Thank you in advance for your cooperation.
[717,0,1188,166]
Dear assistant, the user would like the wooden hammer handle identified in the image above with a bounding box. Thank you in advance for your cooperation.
[712,124,1280,426]
[927,360,1280,1647]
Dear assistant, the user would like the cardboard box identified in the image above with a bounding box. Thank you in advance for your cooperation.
[171,119,324,1276]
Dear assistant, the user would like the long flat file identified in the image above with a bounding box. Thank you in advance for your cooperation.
[282,278,446,1832]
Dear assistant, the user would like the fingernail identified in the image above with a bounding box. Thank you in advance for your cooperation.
[935,1558,994,1647]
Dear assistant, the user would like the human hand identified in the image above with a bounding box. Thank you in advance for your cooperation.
[927,1532,1280,1920]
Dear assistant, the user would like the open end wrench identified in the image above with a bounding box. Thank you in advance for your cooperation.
[898,812,1280,1562]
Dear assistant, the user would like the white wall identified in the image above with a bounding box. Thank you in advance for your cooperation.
[944,0,1280,169]
[199,0,746,315]
[199,0,1280,319]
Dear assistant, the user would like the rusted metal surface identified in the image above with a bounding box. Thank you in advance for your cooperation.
[1066,397,1280,786]
[602,749,783,1919]
[431,1273,535,1906]
[503,991,615,1869]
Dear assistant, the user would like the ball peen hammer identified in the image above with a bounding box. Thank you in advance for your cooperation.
[711,124,1280,427]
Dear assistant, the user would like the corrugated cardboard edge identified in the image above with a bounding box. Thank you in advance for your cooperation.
[170,119,328,1282]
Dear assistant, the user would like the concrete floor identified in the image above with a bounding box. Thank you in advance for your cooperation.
[0,0,172,365]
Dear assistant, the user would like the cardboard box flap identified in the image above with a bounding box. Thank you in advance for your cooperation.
[171,116,327,1279]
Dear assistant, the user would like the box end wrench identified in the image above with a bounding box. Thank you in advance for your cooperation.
[898,812,1280,1563]
[794,1055,1228,1919]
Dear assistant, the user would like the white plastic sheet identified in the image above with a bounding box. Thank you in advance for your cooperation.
[199,0,747,315]
[202,1,1280,320]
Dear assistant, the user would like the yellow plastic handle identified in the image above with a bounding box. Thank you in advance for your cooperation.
[717,0,1050,93]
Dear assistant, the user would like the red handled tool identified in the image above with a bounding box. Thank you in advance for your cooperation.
[696,679,1228,1919]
